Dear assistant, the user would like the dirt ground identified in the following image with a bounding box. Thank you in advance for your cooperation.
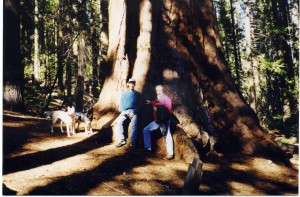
[2,110,299,195]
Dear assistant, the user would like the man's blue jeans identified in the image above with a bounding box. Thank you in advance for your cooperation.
[143,120,174,156]
[116,109,138,145]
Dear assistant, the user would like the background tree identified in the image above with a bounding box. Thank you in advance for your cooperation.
[92,0,291,165]
[17,0,109,113]
[215,0,299,137]
[3,0,25,112]
[33,0,41,84]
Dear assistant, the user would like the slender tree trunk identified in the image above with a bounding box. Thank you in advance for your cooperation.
[33,0,40,84]
[93,0,290,165]
[3,0,25,112]
[244,2,257,112]
[66,54,72,99]
[57,1,64,92]
[64,1,73,101]
[74,33,86,112]
[279,0,297,115]
[92,41,100,97]
[229,0,240,87]
[91,24,100,98]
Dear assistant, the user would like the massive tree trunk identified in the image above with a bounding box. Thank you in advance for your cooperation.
[3,0,25,112]
[92,0,290,165]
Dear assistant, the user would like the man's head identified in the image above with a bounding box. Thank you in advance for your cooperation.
[127,78,136,90]
[155,85,164,97]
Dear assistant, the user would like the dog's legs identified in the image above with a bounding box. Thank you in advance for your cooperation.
[77,121,80,133]
[71,117,76,135]
[84,123,88,134]
[89,123,93,133]
[60,121,65,133]
[66,122,70,137]
[71,120,76,135]
[51,117,57,133]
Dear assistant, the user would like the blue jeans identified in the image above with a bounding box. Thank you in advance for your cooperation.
[116,109,138,145]
[143,120,174,156]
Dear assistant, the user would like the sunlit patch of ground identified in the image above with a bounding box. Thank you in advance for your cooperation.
[200,154,298,195]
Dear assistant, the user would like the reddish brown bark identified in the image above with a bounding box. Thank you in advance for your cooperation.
[92,0,290,165]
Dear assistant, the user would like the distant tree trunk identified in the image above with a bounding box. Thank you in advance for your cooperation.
[97,0,109,91]
[244,2,257,112]
[64,1,73,101]
[20,0,34,80]
[66,54,72,99]
[56,0,64,92]
[91,33,100,98]
[33,0,40,84]
[229,0,240,87]
[74,33,85,112]
[93,0,290,165]
[290,0,299,66]
[279,0,297,115]
[89,0,101,98]
[3,0,25,112]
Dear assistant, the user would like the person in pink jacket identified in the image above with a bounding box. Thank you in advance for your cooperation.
[143,85,174,160]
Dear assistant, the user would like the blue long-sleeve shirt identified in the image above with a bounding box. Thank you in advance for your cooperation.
[119,90,143,114]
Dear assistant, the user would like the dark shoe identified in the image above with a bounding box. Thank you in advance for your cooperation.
[163,154,174,160]
[115,140,126,148]
[129,143,137,150]
[143,147,152,154]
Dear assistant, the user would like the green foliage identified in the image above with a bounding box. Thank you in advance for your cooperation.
[20,0,109,113]
[261,57,286,75]
[24,83,45,114]
[215,0,299,138]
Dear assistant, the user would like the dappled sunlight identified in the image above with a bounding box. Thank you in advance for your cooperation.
[3,121,29,128]
[222,90,245,108]
[228,181,263,195]
[7,130,99,158]
[3,111,298,195]
[163,68,180,80]
[3,146,118,195]
[200,155,298,195]
[86,158,187,195]
[249,157,298,180]
[3,110,189,195]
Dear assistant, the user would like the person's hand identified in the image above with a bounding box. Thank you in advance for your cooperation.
[145,100,150,104]
[128,113,134,119]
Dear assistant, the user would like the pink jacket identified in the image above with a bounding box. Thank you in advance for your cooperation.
[150,94,172,121]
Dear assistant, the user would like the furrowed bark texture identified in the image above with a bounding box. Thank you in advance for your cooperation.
[92,0,290,165]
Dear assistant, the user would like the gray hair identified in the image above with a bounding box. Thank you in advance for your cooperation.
[155,85,164,91]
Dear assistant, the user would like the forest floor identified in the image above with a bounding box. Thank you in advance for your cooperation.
[2,110,299,195]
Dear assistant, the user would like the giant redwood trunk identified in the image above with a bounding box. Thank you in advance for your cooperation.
[92,0,290,165]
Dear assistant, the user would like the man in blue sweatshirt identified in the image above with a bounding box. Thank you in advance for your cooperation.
[115,78,143,149]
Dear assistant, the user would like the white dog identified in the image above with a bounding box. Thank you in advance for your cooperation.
[44,111,65,133]
[47,106,75,137]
